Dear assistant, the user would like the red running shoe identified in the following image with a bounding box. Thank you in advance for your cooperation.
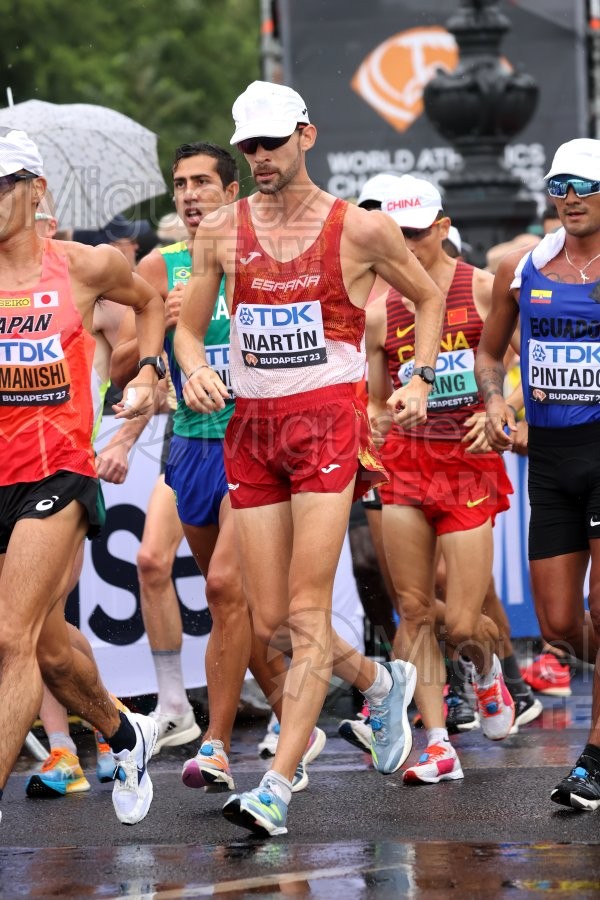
[521,652,572,697]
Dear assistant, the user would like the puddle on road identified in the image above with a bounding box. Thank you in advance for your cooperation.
[2,840,600,897]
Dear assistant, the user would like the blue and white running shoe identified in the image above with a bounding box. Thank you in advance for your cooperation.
[223,779,289,836]
[369,659,417,775]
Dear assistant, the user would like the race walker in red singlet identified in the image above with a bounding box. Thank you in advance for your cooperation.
[225,196,387,508]
[378,260,513,533]
[0,239,101,551]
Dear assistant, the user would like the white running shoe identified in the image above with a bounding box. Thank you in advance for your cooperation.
[403,741,464,784]
[257,713,280,758]
[149,705,201,755]
[112,712,158,825]
[291,726,327,793]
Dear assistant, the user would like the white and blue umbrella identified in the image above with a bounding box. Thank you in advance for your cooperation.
[0,99,167,229]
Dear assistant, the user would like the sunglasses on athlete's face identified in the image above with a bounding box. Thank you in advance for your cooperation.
[236,126,305,156]
[0,172,37,197]
[547,176,600,199]
[401,218,444,242]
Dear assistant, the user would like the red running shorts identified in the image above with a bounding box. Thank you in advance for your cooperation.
[378,433,512,535]
[224,384,387,509]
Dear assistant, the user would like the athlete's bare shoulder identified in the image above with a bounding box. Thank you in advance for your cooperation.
[342,205,406,265]
[343,202,382,241]
[495,246,531,283]
[63,240,134,298]
[136,246,168,298]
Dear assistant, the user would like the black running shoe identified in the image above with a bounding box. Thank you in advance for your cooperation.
[509,691,543,734]
[337,713,372,752]
[445,685,479,734]
[551,754,600,811]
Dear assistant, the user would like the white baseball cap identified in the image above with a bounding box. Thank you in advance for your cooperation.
[380,175,443,228]
[230,81,310,145]
[545,138,600,181]
[0,127,44,177]
[356,173,403,208]
[447,225,462,254]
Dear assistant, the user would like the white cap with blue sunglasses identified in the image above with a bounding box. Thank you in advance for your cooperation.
[545,138,600,181]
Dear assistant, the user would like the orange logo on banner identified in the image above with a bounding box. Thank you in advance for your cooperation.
[351,27,458,133]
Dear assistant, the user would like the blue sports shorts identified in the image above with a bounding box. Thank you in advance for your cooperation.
[164,435,228,527]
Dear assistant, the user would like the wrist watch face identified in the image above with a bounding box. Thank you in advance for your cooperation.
[415,366,435,384]
[139,356,166,378]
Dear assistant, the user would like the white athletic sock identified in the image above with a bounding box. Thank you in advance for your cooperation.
[475,653,500,689]
[362,662,394,705]
[426,727,449,746]
[202,738,225,755]
[261,770,292,806]
[48,731,77,755]
[152,649,190,714]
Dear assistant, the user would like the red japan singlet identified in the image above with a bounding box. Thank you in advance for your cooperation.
[384,260,485,440]
[0,239,96,485]
[231,197,366,399]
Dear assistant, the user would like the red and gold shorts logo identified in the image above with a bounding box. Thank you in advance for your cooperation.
[352,27,458,133]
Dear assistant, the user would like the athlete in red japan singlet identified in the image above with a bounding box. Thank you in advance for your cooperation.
[0,126,165,826]
[0,239,96,487]
[175,81,445,837]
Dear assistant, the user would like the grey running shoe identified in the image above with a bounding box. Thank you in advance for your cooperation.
[223,779,289,836]
[369,660,417,774]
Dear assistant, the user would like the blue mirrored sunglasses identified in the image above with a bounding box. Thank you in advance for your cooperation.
[547,176,600,199]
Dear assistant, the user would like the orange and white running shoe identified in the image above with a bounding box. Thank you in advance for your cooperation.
[26,748,91,798]
[472,655,515,740]
[403,741,464,784]
[182,740,234,792]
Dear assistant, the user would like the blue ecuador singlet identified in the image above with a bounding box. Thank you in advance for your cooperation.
[160,241,233,439]
[520,251,600,428]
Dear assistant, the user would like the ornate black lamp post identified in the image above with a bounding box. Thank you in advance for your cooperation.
[423,0,539,265]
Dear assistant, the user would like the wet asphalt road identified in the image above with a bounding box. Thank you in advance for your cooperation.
[1,673,599,898]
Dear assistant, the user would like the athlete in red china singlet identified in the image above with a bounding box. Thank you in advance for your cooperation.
[0,128,164,826]
[175,81,444,837]
[367,175,517,787]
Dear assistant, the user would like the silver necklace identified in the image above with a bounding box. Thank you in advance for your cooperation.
[564,246,600,283]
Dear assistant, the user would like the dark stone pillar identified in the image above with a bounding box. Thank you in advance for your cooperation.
[423,0,539,266]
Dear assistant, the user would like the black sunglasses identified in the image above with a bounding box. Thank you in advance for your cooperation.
[236,126,305,156]
[401,218,444,242]
[0,172,37,196]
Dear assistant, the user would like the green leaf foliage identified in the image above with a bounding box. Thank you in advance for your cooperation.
[0,0,261,212]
